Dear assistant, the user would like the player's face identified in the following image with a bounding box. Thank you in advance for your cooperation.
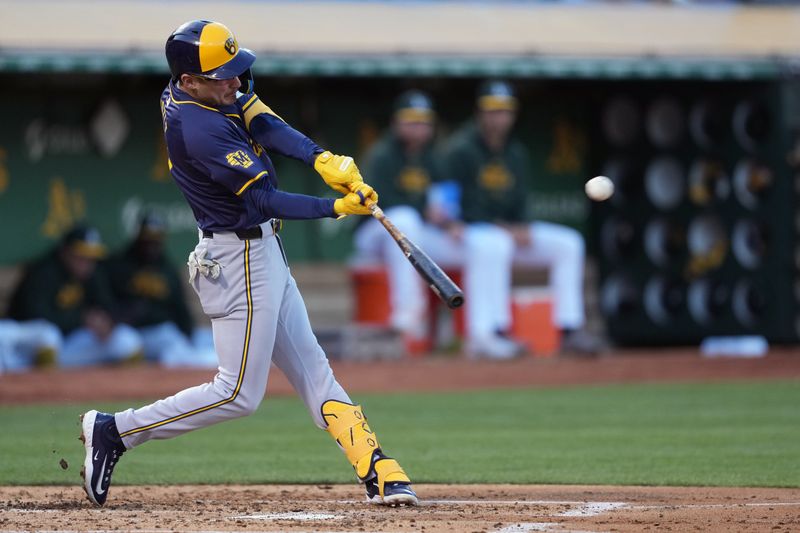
[182,75,241,106]
[478,109,516,144]
[394,120,434,151]
[61,249,97,281]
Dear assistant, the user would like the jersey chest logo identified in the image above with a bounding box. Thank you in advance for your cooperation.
[396,166,430,193]
[56,283,84,309]
[131,271,169,300]
[478,162,513,191]
[226,150,254,169]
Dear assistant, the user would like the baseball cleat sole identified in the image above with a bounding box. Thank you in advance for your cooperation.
[79,411,101,506]
[382,492,419,507]
[366,494,419,507]
[365,479,419,507]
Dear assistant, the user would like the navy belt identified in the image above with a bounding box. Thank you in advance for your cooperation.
[202,219,281,240]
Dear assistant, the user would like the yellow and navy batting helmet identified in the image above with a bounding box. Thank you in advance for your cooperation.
[165,20,255,87]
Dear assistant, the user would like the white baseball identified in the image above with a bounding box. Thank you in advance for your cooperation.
[585,176,614,201]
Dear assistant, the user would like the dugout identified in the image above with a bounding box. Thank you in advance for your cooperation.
[1,1,798,346]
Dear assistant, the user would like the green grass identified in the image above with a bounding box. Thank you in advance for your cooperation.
[1,381,798,487]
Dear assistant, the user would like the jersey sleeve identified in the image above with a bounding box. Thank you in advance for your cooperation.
[185,117,271,197]
[238,93,323,166]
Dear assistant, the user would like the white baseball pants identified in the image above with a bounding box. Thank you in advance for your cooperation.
[0,319,61,372]
[460,221,587,338]
[115,221,351,448]
[353,206,428,336]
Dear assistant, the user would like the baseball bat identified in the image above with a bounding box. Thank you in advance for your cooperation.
[353,188,464,309]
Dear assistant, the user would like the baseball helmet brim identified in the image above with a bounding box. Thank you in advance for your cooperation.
[201,48,256,80]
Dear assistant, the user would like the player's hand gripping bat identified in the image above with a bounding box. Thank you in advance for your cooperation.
[351,184,464,309]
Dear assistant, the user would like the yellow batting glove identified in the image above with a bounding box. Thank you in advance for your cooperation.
[314,151,364,195]
[333,183,379,217]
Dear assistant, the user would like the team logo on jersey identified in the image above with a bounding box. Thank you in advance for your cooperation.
[397,167,430,193]
[224,37,237,55]
[478,162,513,191]
[56,283,84,309]
[131,271,169,299]
[226,150,254,169]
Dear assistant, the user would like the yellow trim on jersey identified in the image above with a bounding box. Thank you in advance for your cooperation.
[169,86,221,113]
[198,22,238,74]
[243,96,285,130]
[235,170,267,196]
[119,240,254,439]
[241,94,259,111]
[168,87,243,122]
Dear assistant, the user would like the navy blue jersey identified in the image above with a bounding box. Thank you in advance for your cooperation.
[160,82,335,231]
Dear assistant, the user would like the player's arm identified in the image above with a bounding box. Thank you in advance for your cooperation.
[247,182,376,219]
[188,123,374,219]
[238,93,323,166]
[237,93,363,195]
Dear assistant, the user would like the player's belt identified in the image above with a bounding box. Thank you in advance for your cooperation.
[202,219,281,240]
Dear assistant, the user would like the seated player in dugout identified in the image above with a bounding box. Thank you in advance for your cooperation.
[441,80,606,359]
[105,213,217,368]
[78,20,417,508]
[7,225,144,367]
[354,89,456,350]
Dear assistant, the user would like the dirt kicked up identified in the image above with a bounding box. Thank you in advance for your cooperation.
[2,484,799,532]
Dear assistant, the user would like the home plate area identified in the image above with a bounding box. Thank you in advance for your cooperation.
[2,484,799,532]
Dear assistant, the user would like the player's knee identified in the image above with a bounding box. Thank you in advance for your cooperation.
[108,325,144,359]
[208,376,262,417]
[229,393,261,417]
[37,321,63,350]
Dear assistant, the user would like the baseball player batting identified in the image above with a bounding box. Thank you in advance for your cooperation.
[78,19,417,507]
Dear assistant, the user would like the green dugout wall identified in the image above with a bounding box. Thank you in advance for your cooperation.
[0,74,594,267]
[3,68,799,345]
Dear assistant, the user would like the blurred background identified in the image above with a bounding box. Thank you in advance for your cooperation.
[1,0,799,358]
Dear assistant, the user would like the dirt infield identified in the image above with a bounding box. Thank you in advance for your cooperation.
[2,350,799,532]
[1,348,799,404]
[2,484,799,532]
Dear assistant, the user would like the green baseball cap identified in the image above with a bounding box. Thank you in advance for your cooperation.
[393,90,435,123]
[61,226,107,259]
[476,79,518,111]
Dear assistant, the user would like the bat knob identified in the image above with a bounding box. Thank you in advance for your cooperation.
[447,292,464,309]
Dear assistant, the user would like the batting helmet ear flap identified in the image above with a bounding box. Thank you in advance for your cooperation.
[238,68,254,94]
